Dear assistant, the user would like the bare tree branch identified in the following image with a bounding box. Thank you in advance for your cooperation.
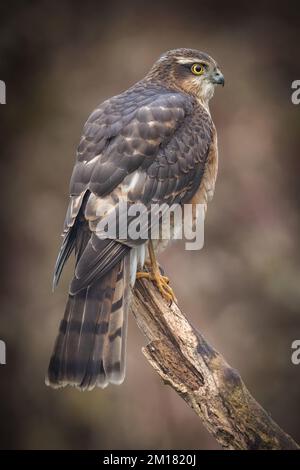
[131,278,299,450]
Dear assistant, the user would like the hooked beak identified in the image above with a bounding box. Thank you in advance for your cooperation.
[211,69,225,86]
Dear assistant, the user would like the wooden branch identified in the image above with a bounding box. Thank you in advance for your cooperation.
[131,279,299,450]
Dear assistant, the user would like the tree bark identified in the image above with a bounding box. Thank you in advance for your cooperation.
[131,278,299,450]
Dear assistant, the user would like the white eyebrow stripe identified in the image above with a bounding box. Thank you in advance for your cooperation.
[175,57,204,64]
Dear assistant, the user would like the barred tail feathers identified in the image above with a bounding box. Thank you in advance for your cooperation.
[46,256,130,390]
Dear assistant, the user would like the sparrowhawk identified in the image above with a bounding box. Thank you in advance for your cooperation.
[46,48,224,390]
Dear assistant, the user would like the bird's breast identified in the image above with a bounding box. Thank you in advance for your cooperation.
[189,128,218,221]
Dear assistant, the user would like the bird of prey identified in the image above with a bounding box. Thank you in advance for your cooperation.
[46,48,224,390]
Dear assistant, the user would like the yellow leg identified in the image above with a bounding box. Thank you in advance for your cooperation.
[136,241,177,304]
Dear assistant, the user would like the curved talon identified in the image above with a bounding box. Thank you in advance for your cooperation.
[136,271,177,304]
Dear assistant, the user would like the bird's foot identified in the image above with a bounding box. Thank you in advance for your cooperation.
[136,269,177,304]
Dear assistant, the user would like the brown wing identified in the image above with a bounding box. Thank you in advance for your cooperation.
[54,84,213,292]
[70,90,189,197]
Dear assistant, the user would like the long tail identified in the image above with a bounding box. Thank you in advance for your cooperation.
[46,256,130,390]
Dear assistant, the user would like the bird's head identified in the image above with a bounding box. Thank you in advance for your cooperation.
[146,48,224,105]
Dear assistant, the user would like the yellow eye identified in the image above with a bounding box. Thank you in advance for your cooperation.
[191,63,205,75]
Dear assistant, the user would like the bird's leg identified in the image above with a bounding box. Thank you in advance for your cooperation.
[136,241,177,304]
[143,259,166,277]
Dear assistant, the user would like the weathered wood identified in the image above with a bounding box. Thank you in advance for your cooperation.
[131,278,299,450]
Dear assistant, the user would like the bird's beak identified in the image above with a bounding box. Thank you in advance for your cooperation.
[211,69,225,86]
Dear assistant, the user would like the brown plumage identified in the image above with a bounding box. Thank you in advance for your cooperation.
[46,48,224,390]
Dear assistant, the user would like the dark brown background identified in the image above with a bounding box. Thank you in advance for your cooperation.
[0,0,300,450]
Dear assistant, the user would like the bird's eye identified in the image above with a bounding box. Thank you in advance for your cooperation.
[191,63,205,75]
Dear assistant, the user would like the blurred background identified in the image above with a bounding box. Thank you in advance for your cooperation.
[1,0,300,450]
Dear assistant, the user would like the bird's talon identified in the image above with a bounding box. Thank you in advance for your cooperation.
[161,275,170,284]
[136,270,176,303]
